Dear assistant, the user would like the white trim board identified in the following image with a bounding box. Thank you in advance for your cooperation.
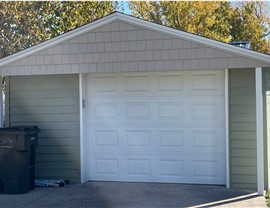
[225,68,230,188]
[0,12,270,68]
[255,67,264,195]
[79,73,88,183]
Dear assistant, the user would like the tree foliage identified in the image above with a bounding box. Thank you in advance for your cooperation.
[0,1,116,58]
[230,1,270,53]
[129,1,270,54]
[0,1,270,57]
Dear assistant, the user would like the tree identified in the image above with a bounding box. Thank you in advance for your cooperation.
[129,1,270,54]
[0,1,117,58]
[129,1,163,24]
[129,1,233,42]
[165,1,233,42]
[230,1,270,53]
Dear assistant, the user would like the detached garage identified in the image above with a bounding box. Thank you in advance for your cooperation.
[0,12,270,195]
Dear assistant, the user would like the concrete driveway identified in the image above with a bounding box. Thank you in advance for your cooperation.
[0,182,267,208]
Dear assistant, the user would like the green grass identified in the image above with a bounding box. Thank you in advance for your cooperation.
[265,190,270,207]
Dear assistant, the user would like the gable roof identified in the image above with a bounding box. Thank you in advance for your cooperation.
[0,11,270,68]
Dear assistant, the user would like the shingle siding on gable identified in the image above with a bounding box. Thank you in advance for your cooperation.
[0,20,268,76]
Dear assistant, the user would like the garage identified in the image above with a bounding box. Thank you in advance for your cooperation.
[2,12,270,193]
[84,70,226,185]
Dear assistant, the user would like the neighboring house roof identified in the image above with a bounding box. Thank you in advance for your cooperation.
[229,41,250,49]
[0,11,270,68]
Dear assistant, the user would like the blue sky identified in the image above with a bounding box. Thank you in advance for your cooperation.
[118,1,130,14]
[118,0,270,14]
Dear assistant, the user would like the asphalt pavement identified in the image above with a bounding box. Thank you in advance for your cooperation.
[0,181,267,208]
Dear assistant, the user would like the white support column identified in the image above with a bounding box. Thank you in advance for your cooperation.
[79,74,87,183]
[255,67,264,195]
[225,69,230,188]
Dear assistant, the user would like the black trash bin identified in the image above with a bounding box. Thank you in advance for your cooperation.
[0,126,40,194]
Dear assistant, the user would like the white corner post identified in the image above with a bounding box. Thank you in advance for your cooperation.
[255,67,264,195]
[225,69,230,188]
[79,74,87,183]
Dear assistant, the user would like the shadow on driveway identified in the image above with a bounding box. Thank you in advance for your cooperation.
[0,181,267,208]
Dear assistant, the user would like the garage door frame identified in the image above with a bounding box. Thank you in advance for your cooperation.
[79,70,230,187]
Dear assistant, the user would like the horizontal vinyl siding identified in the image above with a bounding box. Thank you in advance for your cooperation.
[229,68,257,190]
[7,74,80,182]
[264,68,270,189]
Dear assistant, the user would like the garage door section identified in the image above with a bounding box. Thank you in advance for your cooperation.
[85,70,226,185]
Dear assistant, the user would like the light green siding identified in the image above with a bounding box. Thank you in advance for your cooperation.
[229,68,257,190]
[6,74,80,182]
[263,68,270,190]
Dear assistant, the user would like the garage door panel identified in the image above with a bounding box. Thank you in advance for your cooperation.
[191,157,226,184]
[158,130,184,147]
[94,76,118,92]
[124,75,150,92]
[125,102,151,120]
[87,72,224,97]
[95,158,119,175]
[190,71,225,92]
[188,99,225,122]
[92,102,119,120]
[89,128,186,152]
[158,102,184,120]
[191,74,217,91]
[160,160,185,177]
[189,128,225,153]
[158,75,183,91]
[127,159,151,176]
[193,160,219,177]
[126,130,151,147]
[85,71,225,185]
[94,130,119,147]
[88,154,225,184]
[88,127,224,152]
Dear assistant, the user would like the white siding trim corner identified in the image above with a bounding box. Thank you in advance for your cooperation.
[79,74,87,183]
[225,68,230,188]
[255,67,264,195]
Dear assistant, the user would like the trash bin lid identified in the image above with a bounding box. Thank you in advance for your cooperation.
[0,126,40,134]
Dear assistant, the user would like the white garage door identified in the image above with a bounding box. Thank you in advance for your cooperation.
[84,70,226,185]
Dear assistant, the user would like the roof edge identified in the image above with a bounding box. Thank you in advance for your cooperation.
[0,12,269,68]
[115,13,270,64]
[0,12,119,67]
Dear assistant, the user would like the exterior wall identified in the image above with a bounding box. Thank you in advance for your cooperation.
[6,74,80,182]
[229,68,257,190]
[263,68,270,190]
[0,20,269,76]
